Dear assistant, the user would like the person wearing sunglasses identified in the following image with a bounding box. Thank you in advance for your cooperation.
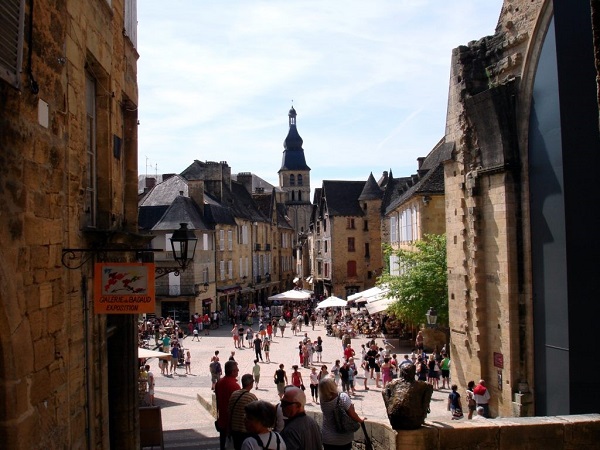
[280,387,322,450]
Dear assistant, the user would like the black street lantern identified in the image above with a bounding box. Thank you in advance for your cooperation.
[426,306,438,328]
[170,223,198,271]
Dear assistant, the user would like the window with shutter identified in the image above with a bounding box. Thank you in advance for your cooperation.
[0,0,25,88]
[84,73,97,227]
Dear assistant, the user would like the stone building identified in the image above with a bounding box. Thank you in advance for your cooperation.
[382,139,449,274]
[137,175,216,319]
[278,107,313,282]
[139,161,294,320]
[0,0,142,448]
[309,175,384,298]
[445,0,600,418]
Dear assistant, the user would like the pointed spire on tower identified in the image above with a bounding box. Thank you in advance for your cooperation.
[359,172,383,201]
[280,106,310,171]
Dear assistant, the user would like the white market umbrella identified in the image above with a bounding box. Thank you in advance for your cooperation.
[268,289,311,301]
[138,347,172,360]
[315,296,348,309]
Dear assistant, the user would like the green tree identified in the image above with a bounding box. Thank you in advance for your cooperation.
[380,234,447,326]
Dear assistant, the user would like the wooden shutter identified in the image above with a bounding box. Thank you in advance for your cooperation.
[0,0,25,88]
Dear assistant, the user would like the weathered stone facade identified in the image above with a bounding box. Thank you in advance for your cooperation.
[446,0,600,418]
[0,1,140,448]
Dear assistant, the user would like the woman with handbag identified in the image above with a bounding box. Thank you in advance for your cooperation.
[318,377,365,450]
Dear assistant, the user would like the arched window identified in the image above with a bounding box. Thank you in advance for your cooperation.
[297,174,303,186]
[291,191,295,201]
[290,174,295,186]
[298,190,302,201]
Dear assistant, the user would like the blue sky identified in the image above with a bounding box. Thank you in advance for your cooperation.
[137,1,502,194]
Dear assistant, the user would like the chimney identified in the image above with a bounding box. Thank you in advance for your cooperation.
[188,179,205,210]
[237,172,253,193]
[417,157,426,170]
[145,177,156,190]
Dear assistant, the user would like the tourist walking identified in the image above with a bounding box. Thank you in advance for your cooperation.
[215,361,241,450]
[315,336,323,363]
[473,379,491,418]
[252,360,261,389]
[210,356,222,390]
[274,364,288,399]
[448,384,463,420]
[263,338,271,363]
[319,378,365,450]
[232,324,241,349]
[278,317,287,337]
[309,367,319,403]
[290,365,304,390]
[185,350,191,374]
[466,380,476,419]
[253,334,264,361]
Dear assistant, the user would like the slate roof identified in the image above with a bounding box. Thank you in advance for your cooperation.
[180,160,213,181]
[275,204,295,230]
[232,173,282,193]
[358,173,383,201]
[138,205,169,231]
[152,195,210,232]
[321,180,367,217]
[252,189,294,230]
[138,174,188,207]
[203,203,237,226]
[138,175,191,230]
[383,139,454,215]
[229,181,269,223]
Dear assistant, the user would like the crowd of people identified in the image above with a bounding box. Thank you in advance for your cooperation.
[141,302,492,448]
[215,359,365,450]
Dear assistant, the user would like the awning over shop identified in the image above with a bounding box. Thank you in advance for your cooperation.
[347,285,389,303]
[217,284,242,294]
[365,297,397,315]
[138,348,172,360]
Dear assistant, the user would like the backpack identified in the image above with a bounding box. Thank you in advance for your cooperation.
[252,431,281,450]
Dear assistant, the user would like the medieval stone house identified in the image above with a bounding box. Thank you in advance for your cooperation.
[309,174,385,299]
[0,0,142,448]
[444,0,600,417]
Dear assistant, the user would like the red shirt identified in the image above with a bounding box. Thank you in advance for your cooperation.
[214,375,240,430]
[344,347,355,360]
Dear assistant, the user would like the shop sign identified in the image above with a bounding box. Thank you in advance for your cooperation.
[493,352,504,369]
[94,263,155,314]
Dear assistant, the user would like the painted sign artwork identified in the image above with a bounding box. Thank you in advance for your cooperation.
[94,263,156,314]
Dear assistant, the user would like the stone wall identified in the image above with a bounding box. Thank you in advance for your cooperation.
[203,395,600,450]
[444,0,545,418]
[0,0,140,448]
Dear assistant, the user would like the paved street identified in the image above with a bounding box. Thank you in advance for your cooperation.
[148,318,455,449]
